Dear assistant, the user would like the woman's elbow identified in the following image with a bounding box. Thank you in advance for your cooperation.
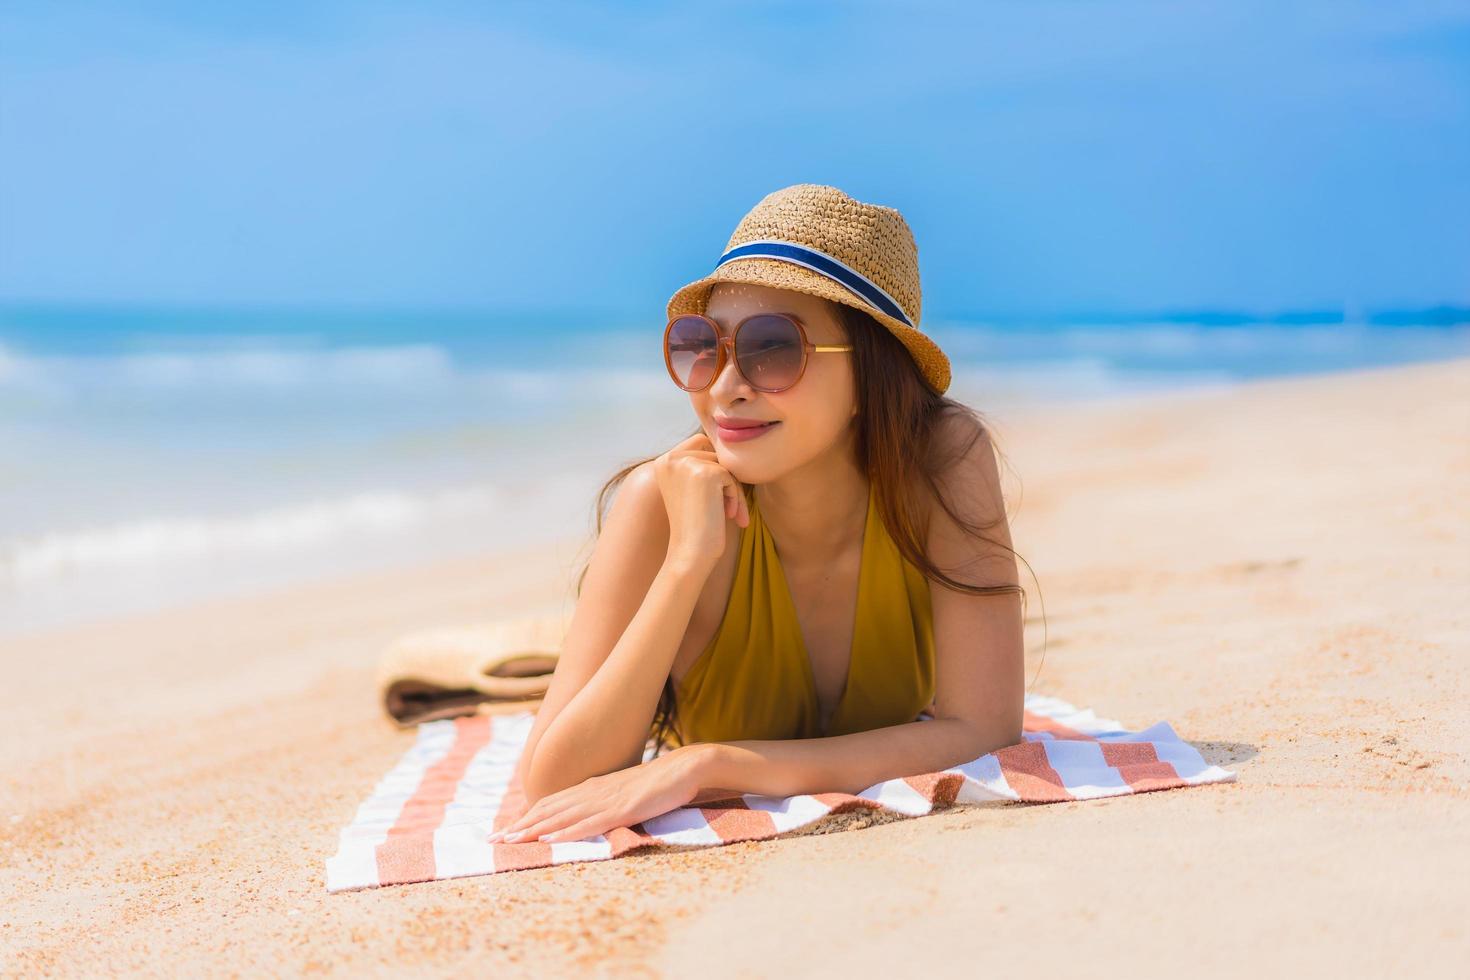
[519,737,638,808]
[519,740,570,809]
[957,719,1022,761]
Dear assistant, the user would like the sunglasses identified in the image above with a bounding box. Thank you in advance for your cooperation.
[663,312,853,393]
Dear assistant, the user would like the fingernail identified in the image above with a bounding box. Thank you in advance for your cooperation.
[504,831,524,842]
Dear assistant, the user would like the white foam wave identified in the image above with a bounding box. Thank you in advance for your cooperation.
[0,339,679,416]
[931,322,1470,361]
[0,340,459,394]
[0,485,498,586]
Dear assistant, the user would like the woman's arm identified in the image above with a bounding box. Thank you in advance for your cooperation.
[520,428,751,808]
[495,714,1005,845]
[524,554,710,803]
[492,711,1014,845]
[519,462,715,806]
[687,714,1012,801]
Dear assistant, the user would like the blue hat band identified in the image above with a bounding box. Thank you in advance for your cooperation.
[713,239,915,329]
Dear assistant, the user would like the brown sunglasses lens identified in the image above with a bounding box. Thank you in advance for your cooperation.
[665,314,804,392]
[666,316,719,390]
[734,315,804,391]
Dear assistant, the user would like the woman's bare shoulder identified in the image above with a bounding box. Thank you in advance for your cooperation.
[928,403,991,460]
[591,461,670,577]
[922,406,1012,556]
[919,405,995,492]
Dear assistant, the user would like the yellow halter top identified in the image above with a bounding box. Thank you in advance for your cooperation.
[668,481,936,746]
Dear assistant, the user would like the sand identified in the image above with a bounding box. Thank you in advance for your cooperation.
[3,357,1467,977]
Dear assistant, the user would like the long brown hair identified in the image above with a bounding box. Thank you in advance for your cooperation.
[573,301,1046,754]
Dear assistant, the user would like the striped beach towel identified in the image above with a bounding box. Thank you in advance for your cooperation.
[325,693,1236,893]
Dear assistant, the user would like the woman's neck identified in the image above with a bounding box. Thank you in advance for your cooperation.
[753,460,870,569]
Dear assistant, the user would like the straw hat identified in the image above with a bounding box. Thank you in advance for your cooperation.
[665,183,952,395]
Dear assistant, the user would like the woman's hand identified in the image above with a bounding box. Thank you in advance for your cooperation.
[654,431,750,568]
[488,746,708,845]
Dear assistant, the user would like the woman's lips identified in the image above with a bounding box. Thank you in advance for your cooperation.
[716,420,780,443]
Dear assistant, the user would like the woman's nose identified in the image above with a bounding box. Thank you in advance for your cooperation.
[708,339,751,395]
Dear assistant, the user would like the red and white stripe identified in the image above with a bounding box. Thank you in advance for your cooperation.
[326,693,1237,893]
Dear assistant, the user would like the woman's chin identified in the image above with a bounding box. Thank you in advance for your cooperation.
[713,453,766,485]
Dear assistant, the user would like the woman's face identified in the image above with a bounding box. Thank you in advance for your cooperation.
[690,281,858,484]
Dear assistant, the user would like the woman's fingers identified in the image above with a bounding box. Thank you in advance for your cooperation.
[489,803,594,843]
[509,789,564,826]
[538,813,617,844]
[487,777,616,842]
[489,812,538,840]
[489,789,571,839]
[487,786,631,844]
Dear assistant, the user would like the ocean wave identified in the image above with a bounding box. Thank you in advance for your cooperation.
[0,485,499,586]
[0,339,677,417]
[930,322,1470,361]
[947,356,1237,402]
[0,339,459,394]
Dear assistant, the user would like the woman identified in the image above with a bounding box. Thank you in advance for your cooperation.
[490,184,1031,845]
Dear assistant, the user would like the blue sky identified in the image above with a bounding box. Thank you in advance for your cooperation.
[1,1,1466,318]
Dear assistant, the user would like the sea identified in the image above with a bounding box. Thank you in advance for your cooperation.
[1,304,1466,639]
